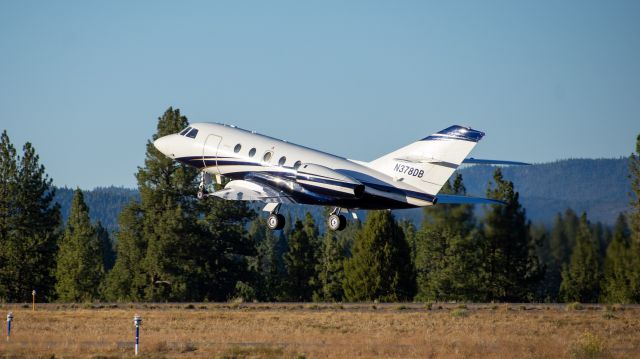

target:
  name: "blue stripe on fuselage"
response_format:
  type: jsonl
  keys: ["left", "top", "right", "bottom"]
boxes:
{"left": 175, "top": 156, "right": 436, "bottom": 207}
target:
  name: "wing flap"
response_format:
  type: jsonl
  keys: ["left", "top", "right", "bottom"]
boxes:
{"left": 210, "top": 180, "right": 296, "bottom": 204}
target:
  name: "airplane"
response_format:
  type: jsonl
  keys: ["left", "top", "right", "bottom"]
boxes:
{"left": 153, "top": 123, "right": 527, "bottom": 231}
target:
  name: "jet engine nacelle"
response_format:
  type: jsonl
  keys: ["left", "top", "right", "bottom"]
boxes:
{"left": 295, "top": 163, "right": 365, "bottom": 198}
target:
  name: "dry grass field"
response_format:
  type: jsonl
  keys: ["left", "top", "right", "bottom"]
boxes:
{"left": 0, "top": 302, "right": 638, "bottom": 358}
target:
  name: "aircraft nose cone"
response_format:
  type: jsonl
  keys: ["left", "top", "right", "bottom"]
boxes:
{"left": 154, "top": 136, "right": 174, "bottom": 158}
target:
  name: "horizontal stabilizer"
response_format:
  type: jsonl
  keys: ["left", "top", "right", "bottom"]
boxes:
{"left": 463, "top": 158, "right": 530, "bottom": 166}
{"left": 436, "top": 194, "right": 506, "bottom": 205}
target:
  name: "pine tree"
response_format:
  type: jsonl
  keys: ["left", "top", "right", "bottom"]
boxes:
{"left": 137, "top": 108, "right": 197, "bottom": 301}
{"left": 283, "top": 220, "right": 317, "bottom": 301}
{"left": 480, "top": 168, "right": 543, "bottom": 302}
{"left": 0, "top": 131, "right": 18, "bottom": 301}
{"left": 303, "top": 212, "right": 319, "bottom": 242}
{"left": 96, "top": 221, "right": 116, "bottom": 272}
{"left": 103, "top": 202, "right": 147, "bottom": 301}
{"left": 55, "top": 189, "right": 105, "bottom": 301}
{"left": 104, "top": 107, "right": 256, "bottom": 302}
{"left": 314, "top": 231, "right": 345, "bottom": 301}
{"left": 343, "top": 211, "right": 415, "bottom": 302}
{"left": 423, "top": 174, "right": 475, "bottom": 236}
{"left": 249, "top": 218, "right": 287, "bottom": 300}
{"left": 0, "top": 132, "right": 61, "bottom": 302}
{"left": 415, "top": 174, "right": 481, "bottom": 301}
{"left": 560, "top": 213, "right": 600, "bottom": 302}
{"left": 399, "top": 219, "right": 417, "bottom": 267}
{"left": 625, "top": 133, "right": 640, "bottom": 303}
{"left": 529, "top": 223, "right": 550, "bottom": 300}
{"left": 546, "top": 212, "right": 568, "bottom": 300}
{"left": 630, "top": 133, "right": 640, "bottom": 244}
{"left": 601, "top": 214, "right": 633, "bottom": 303}
{"left": 199, "top": 197, "right": 255, "bottom": 301}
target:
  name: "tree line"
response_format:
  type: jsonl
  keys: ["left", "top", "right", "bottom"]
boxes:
{"left": 1, "top": 107, "right": 639, "bottom": 303}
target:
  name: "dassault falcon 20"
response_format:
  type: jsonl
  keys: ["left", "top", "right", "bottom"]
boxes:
{"left": 153, "top": 123, "right": 526, "bottom": 231}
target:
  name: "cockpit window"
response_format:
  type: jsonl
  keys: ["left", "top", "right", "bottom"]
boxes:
{"left": 179, "top": 127, "right": 191, "bottom": 136}
{"left": 185, "top": 128, "right": 199, "bottom": 139}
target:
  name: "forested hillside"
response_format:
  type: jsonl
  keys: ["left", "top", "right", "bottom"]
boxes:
{"left": 395, "top": 158, "right": 631, "bottom": 227}
{"left": 459, "top": 158, "right": 631, "bottom": 225}
{"left": 54, "top": 186, "right": 139, "bottom": 233}
{"left": 52, "top": 158, "right": 631, "bottom": 233}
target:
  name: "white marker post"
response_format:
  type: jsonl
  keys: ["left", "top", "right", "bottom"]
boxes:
{"left": 32, "top": 290, "right": 36, "bottom": 311}
{"left": 133, "top": 314, "right": 142, "bottom": 355}
{"left": 6, "top": 312, "right": 13, "bottom": 341}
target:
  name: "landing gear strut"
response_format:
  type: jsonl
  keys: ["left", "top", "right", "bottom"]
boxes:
{"left": 327, "top": 207, "right": 347, "bottom": 231}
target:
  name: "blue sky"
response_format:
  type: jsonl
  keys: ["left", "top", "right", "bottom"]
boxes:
{"left": 1, "top": 1, "right": 639, "bottom": 189}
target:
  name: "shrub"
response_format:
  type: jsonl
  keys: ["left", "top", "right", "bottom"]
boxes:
{"left": 450, "top": 308, "right": 469, "bottom": 318}
{"left": 605, "top": 304, "right": 624, "bottom": 312}
{"left": 570, "top": 331, "right": 607, "bottom": 359}
{"left": 233, "top": 281, "right": 257, "bottom": 303}
{"left": 566, "top": 302, "right": 584, "bottom": 311}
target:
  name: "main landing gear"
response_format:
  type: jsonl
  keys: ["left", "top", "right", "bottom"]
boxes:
{"left": 264, "top": 203, "right": 285, "bottom": 230}
{"left": 262, "top": 204, "right": 353, "bottom": 232}
{"left": 327, "top": 208, "right": 347, "bottom": 231}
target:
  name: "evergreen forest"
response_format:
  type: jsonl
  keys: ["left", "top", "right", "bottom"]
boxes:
{"left": 2, "top": 107, "right": 639, "bottom": 304}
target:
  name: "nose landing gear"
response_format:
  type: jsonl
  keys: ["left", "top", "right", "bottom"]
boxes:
{"left": 197, "top": 171, "right": 216, "bottom": 199}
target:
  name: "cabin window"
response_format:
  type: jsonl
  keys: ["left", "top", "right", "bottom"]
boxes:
{"left": 293, "top": 161, "right": 302, "bottom": 170}
{"left": 179, "top": 127, "right": 191, "bottom": 136}
{"left": 263, "top": 151, "right": 273, "bottom": 162}
{"left": 234, "top": 144, "right": 242, "bottom": 153}
{"left": 278, "top": 156, "right": 286, "bottom": 166}
{"left": 185, "top": 128, "right": 199, "bottom": 139}
{"left": 248, "top": 148, "right": 256, "bottom": 157}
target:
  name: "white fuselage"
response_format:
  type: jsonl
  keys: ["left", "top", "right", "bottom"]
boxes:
{"left": 154, "top": 122, "right": 437, "bottom": 209}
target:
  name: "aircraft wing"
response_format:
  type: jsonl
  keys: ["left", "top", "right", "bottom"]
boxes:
{"left": 462, "top": 158, "right": 530, "bottom": 166}
{"left": 436, "top": 194, "right": 506, "bottom": 205}
{"left": 210, "top": 180, "right": 297, "bottom": 204}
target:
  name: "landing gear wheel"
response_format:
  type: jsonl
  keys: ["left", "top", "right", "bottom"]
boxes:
{"left": 328, "top": 214, "right": 347, "bottom": 231}
{"left": 267, "top": 213, "right": 285, "bottom": 230}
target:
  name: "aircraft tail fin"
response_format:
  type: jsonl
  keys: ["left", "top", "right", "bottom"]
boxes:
{"left": 367, "top": 125, "right": 484, "bottom": 196}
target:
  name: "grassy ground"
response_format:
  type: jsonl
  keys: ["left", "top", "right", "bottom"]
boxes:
{"left": 0, "top": 302, "right": 638, "bottom": 358}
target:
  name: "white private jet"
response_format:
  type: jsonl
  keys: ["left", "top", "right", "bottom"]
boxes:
{"left": 154, "top": 123, "right": 526, "bottom": 231}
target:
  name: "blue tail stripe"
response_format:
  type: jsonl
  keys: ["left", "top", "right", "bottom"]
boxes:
{"left": 421, "top": 125, "right": 484, "bottom": 142}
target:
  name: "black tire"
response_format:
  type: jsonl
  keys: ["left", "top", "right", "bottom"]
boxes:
{"left": 338, "top": 214, "right": 347, "bottom": 231}
{"left": 328, "top": 214, "right": 344, "bottom": 231}
{"left": 267, "top": 213, "right": 286, "bottom": 230}
{"left": 275, "top": 213, "right": 285, "bottom": 230}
